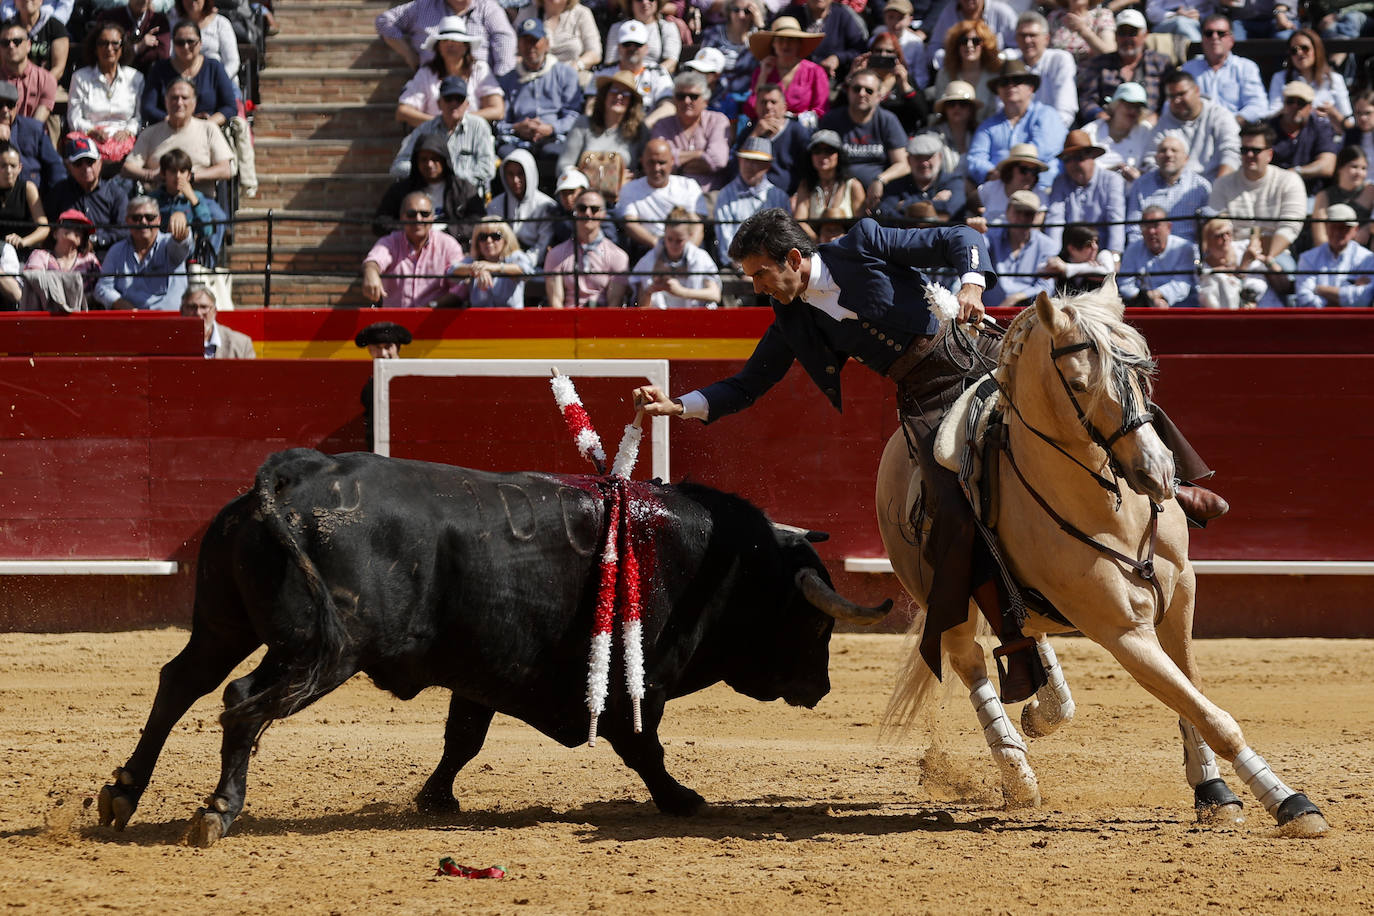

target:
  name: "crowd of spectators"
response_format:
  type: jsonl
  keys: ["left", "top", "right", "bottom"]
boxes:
{"left": 352, "top": 0, "right": 1374, "bottom": 309}
{"left": 0, "top": 0, "right": 260, "bottom": 313}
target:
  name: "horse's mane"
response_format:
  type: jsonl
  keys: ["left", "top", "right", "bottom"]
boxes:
{"left": 998, "top": 280, "right": 1157, "bottom": 408}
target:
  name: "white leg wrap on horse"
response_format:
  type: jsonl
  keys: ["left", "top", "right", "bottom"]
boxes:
{"left": 1178, "top": 718, "right": 1223, "bottom": 788}
{"left": 970, "top": 678, "right": 1028, "bottom": 754}
{"left": 1232, "top": 747, "right": 1296, "bottom": 816}
{"left": 1035, "top": 639, "right": 1074, "bottom": 720}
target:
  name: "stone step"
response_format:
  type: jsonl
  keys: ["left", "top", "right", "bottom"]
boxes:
{"left": 252, "top": 102, "right": 408, "bottom": 140}
{"left": 232, "top": 273, "right": 367, "bottom": 309}
{"left": 252, "top": 172, "right": 394, "bottom": 211}
{"left": 264, "top": 35, "right": 397, "bottom": 69}
{"left": 232, "top": 209, "right": 377, "bottom": 248}
{"left": 254, "top": 136, "right": 401, "bottom": 176}
{"left": 274, "top": 1, "right": 396, "bottom": 36}
{"left": 260, "top": 67, "right": 411, "bottom": 106}
{"left": 229, "top": 241, "right": 371, "bottom": 274}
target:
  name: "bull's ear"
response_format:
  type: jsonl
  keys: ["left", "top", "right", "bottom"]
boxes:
{"left": 804, "top": 529, "right": 829, "bottom": 543}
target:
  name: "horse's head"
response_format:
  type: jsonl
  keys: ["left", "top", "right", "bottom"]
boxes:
{"left": 1005, "top": 283, "right": 1176, "bottom": 504}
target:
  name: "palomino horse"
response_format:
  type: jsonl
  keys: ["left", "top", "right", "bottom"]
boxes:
{"left": 877, "top": 285, "right": 1328, "bottom": 835}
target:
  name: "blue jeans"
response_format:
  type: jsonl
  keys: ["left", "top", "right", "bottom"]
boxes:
{"left": 1154, "top": 16, "right": 1202, "bottom": 43}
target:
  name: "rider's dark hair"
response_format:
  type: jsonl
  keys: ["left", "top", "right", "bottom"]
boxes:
{"left": 728, "top": 208, "right": 817, "bottom": 264}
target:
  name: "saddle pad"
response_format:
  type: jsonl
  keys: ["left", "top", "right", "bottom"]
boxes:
{"left": 934, "top": 370, "right": 1001, "bottom": 474}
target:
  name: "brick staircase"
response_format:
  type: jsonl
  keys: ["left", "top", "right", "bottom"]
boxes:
{"left": 231, "top": 0, "right": 408, "bottom": 308}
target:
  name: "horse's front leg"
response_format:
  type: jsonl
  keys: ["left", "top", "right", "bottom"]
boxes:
{"left": 944, "top": 613, "right": 1041, "bottom": 808}
{"left": 1153, "top": 571, "right": 1245, "bottom": 825}
{"left": 1021, "top": 635, "right": 1076, "bottom": 739}
{"left": 1093, "top": 622, "right": 1327, "bottom": 836}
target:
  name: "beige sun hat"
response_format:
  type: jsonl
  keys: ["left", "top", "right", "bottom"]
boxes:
{"left": 934, "top": 80, "right": 983, "bottom": 115}
{"left": 748, "top": 16, "right": 825, "bottom": 61}
{"left": 995, "top": 143, "right": 1049, "bottom": 180}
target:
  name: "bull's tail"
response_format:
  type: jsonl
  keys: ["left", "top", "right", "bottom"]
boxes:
{"left": 879, "top": 607, "right": 946, "bottom": 743}
{"left": 222, "top": 453, "right": 351, "bottom": 732}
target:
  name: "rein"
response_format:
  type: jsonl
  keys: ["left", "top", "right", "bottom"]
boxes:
{"left": 990, "top": 324, "right": 1168, "bottom": 623}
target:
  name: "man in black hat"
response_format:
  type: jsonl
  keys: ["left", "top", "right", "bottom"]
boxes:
{"left": 356, "top": 321, "right": 414, "bottom": 450}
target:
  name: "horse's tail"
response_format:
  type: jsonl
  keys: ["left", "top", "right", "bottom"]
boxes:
{"left": 879, "top": 606, "right": 946, "bottom": 742}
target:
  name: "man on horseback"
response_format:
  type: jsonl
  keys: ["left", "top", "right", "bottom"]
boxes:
{"left": 633, "top": 208, "right": 1226, "bottom": 703}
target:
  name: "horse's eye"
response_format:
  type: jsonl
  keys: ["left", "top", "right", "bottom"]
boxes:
{"left": 1070, "top": 379, "right": 1089, "bottom": 393}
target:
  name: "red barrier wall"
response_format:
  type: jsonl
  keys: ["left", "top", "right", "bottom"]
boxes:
{"left": 2, "top": 310, "right": 1372, "bottom": 635}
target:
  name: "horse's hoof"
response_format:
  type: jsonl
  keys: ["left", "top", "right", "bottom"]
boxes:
{"left": 1197, "top": 802, "right": 1245, "bottom": 826}
{"left": 994, "top": 751, "right": 1041, "bottom": 808}
{"left": 188, "top": 807, "right": 230, "bottom": 848}
{"left": 97, "top": 784, "right": 135, "bottom": 830}
{"left": 1275, "top": 793, "right": 1329, "bottom": 837}
{"left": 414, "top": 789, "right": 460, "bottom": 815}
{"left": 1021, "top": 697, "right": 1070, "bottom": 739}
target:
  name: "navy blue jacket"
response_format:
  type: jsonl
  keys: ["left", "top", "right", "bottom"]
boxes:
{"left": 45, "top": 177, "right": 130, "bottom": 253}
{"left": 700, "top": 219, "right": 995, "bottom": 419}
{"left": 11, "top": 115, "right": 63, "bottom": 195}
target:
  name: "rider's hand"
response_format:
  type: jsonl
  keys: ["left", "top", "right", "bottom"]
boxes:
{"left": 632, "top": 385, "right": 683, "bottom": 417}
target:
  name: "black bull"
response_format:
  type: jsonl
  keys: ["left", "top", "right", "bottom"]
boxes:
{"left": 98, "top": 448, "right": 890, "bottom": 846}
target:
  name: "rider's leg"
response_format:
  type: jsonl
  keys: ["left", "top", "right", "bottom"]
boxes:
{"left": 1150, "top": 404, "right": 1229, "bottom": 524}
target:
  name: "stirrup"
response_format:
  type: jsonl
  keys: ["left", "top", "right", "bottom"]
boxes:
{"left": 993, "top": 637, "right": 1046, "bottom": 704}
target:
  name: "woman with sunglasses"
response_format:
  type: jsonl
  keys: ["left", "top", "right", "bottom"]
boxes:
{"left": 932, "top": 20, "right": 999, "bottom": 115}
{"left": 95, "top": 0, "right": 171, "bottom": 72}
{"left": 1266, "top": 28, "right": 1351, "bottom": 128}
{"left": 558, "top": 69, "right": 649, "bottom": 186}
{"left": 450, "top": 216, "right": 535, "bottom": 308}
{"left": 171, "top": 0, "right": 238, "bottom": 92}
{"left": 139, "top": 21, "right": 236, "bottom": 127}
{"left": 700, "top": 0, "right": 760, "bottom": 112}
{"left": 791, "top": 129, "right": 864, "bottom": 241}
{"left": 1046, "top": 0, "right": 1114, "bottom": 65}
{"left": 604, "top": 0, "right": 681, "bottom": 74}
{"left": 396, "top": 16, "right": 505, "bottom": 127}
{"left": 67, "top": 24, "right": 144, "bottom": 164}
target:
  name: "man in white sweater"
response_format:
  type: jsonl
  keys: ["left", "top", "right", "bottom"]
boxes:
{"left": 1208, "top": 121, "right": 1305, "bottom": 298}
{"left": 1150, "top": 70, "right": 1239, "bottom": 181}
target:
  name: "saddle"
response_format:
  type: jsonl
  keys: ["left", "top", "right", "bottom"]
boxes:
{"left": 930, "top": 371, "right": 1075, "bottom": 631}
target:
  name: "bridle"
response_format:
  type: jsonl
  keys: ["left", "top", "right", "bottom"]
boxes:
{"left": 992, "top": 327, "right": 1167, "bottom": 620}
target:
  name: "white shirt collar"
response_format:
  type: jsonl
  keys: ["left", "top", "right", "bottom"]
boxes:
{"left": 800, "top": 252, "right": 857, "bottom": 321}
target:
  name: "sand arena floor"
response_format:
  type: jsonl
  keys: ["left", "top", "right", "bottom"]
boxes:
{"left": 0, "top": 630, "right": 1370, "bottom": 915}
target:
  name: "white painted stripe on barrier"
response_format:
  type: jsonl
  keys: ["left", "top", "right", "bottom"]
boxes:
{"left": 842, "top": 557, "right": 1374, "bottom": 576}
{"left": 0, "top": 561, "right": 180, "bottom": 575}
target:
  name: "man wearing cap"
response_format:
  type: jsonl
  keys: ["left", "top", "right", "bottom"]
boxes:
{"left": 0, "top": 82, "right": 57, "bottom": 196}
{"left": 1208, "top": 122, "right": 1304, "bottom": 284}
{"left": 1076, "top": 10, "right": 1171, "bottom": 126}
{"left": 354, "top": 321, "right": 414, "bottom": 451}
{"left": 1267, "top": 81, "right": 1339, "bottom": 192}
{"left": 1119, "top": 205, "right": 1198, "bottom": 309}
{"left": 877, "top": 132, "right": 965, "bottom": 224}
{"left": 388, "top": 74, "right": 497, "bottom": 195}
{"left": 496, "top": 19, "right": 582, "bottom": 163}
{"left": 873, "top": 0, "right": 926, "bottom": 86}
{"left": 1295, "top": 204, "right": 1374, "bottom": 308}
{"left": 361, "top": 190, "right": 466, "bottom": 308}
{"left": 683, "top": 48, "right": 727, "bottom": 114}
{"left": 984, "top": 188, "right": 1055, "bottom": 308}
{"left": 93, "top": 196, "right": 193, "bottom": 310}
{"left": 1044, "top": 129, "right": 1126, "bottom": 262}
{"left": 376, "top": 0, "right": 517, "bottom": 76}
{"left": 549, "top": 166, "right": 616, "bottom": 248}
{"left": 714, "top": 136, "right": 790, "bottom": 262}
{"left": 817, "top": 68, "right": 910, "bottom": 204}
{"left": 735, "top": 82, "right": 809, "bottom": 195}
{"left": 778, "top": 0, "right": 868, "bottom": 79}
{"left": 1126, "top": 134, "right": 1211, "bottom": 245}
{"left": 181, "top": 284, "right": 254, "bottom": 359}
{"left": 1180, "top": 14, "right": 1267, "bottom": 125}
{"left": 967, "top": 59, "right": 1067, "bottom": 193}
{"left": 1013, "top": 11, "right": 1077, "bottom": 130}
{"left": 591, "top": 20, "right": 674, "bottom": 125}
{"left": 1150, "top": 70, "right": 1239, "bottom": 182}
{"left": 44, "top": 135, "right": 128, "bottom": 254}
{"left": 0, "top": 20, "right": 54, "bottom": 125}
{"left": 651, "top": 69, "right": 731, "bottom": 193}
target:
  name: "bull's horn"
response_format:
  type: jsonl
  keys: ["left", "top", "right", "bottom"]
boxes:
{"left": 795, "top": 568, "right": 892, "bottom": 624}
{"left": 772, "top": 522, "right": 830, "bottom": 543}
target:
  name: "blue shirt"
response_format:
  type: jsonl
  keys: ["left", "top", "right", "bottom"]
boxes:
{"left": 1181, "top": 55, "right": 1269, "bottom": 123}
{"left": 966, "top": 101, "right": 1068, "bottom": 192}
{"left": 713, "top": 176, "right": 790, "bottom": 264}
{"left": 1044, "top": 165, "right": 1126, "bottom": 254}
{"left": 1125, "top": 169, "right": 1212, "bottom": 244}
{"left": 1295, "top": 241, "right": 1374, "bottom": 308}
{"left": 985, "top": 226, "right": 1056, "bottom": 308}
{"left": 1119, "top": 234, "right": 1198, "bottom": 307}
{"left": 93, "top": 231, "right": 193, "bottom": 310}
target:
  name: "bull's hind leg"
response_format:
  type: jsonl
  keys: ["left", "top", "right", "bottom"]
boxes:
{"left": 99, "top": 626, "right": 260, "bottom": 831}
{"left": 1093, "top": 624, "right": 1327, "bottom": 835}
{"left": 603, "top": 696, "right": 704, "bottom": 816}
{"left": 415, "top": 695, "right": 495, "bottom": 813}
{"left": 189, "top": 649, "right": 356, "bottom": 847}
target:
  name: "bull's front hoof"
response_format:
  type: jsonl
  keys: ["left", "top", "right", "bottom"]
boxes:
{"left": 1275, "top": 793, "right": 1329, "bottom": 838}
{"left": 97, "top": 768, "right": 139, "bottom": 830}
{"left": 188, "top": 807, "right": 231, "bottom": 848}
{"left": 653, "top": 786, "right": 706, "bottom": 817}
